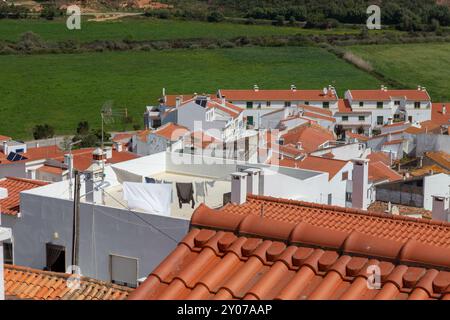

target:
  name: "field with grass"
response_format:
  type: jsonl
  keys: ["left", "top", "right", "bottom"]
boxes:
{"left": 348, "top": 43, "right": 450, "bottom": 102}
{"left": 0, "top": 17, "right": 361, "bottom": 42}
{"left": 0, "top": 46, "right": 380, "bottom": 139}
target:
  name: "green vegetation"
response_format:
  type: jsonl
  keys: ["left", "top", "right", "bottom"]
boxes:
{"left": 0, "top": 17, "right": 360, "bottom": 43}
{"left": 0, "top": 46, "right": 380, "bottom": 139}
{"left": 348, "top": 43, "right": 450, "bottom": 101}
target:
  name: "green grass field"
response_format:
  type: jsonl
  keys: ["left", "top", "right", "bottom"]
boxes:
{"left": 0, "top": 17, "right": 360, "bottom": 42}
{"left": 349, "top": 43, "right": 450, "bottom": 102}
{"left": 0, "top": 46, "right": 380, "bottom": 139}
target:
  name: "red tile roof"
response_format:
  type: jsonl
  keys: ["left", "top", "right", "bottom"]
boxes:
{"left": 348, "top": 89, "right": 430, "bottom": 101}
{"left": 207, "top": 100, "right": 242, "bottom": 119}
{"left": 0, "top": 177, "right": 49, "bottom": 216}
{"left": 37, "top": 165, "right": 65, "bottom": 175}
{"left": 367, "top": 152, "right": 391, "bottom": 166}
{"left": 337, "top": 99, "right": 353, "bottom": 113}
{"left": 186, "top": 131, "right": 220, "bottom": 149}
{"left": 278, "top": 144, "right": 305, "bottom": 159}
{"left": 302, "top": 111, "right": 336, "bottom": 123}
{"left": 281, "top": 123, "right": 335, "bottom": 153}
{"left": 163, "top": 94, "right": 197, "bottom": 107}
{"left": 383, "top": 121, "right": 408, "bottom": 128}
{"left": 299, "top": 104, "right": 333, "bottom": 116}
{"left": 4, "top": 264, "right": 131, "bottom": 300}
{"left": 425, "top": 151, "right": 450, "bottom": 170}
{"left": 152, "top": 123, "right": 189, "bottom": 141}
{"left": 129, "top": 195, "right": 450, "bottom": 300}
{"left": 405, "top": 121, "right": 443, "bottom": 134}
{"left": 22, "top": 145, "right": 64, "bottom": 161}
{"left": 431, "top": 103, "right": 450, "bottom": 126}
{"left": 112, "top": 133, "right": 134, "bottom": 143}
{"left": 219, "top": 89, "right": 338, "bottom": 102}
{"left": 346, "top": 132, "right": 370, "bottom": 142}
{"left": 0, "top": 135, "right": 11, "bottom": 141}
{"left": 382, "top": 139, "right": 405, "bottom": 146}
{"left": 369, "top": 161, "right": 402, "bottom": 183}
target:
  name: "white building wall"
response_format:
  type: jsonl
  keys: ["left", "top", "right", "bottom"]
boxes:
{"left": 423, "top": 174, "right": 450, "bottom": 211}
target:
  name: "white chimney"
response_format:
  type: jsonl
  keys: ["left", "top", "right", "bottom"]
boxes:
{"left": 431, "top": 196, "right": 449, "bottom": 222}
{"left": 244, "top": 168, "right": 261, "bottom": 196}
{"left": 221, "top": 95, "right": 226, "bottom": 105}
{"left": 114, "top": 142, "right": 123, "bottom": 152}
{"left": 0, "top": 187, "right": 7, "bottom": 200}
{"left": 231, "top": 172, "right": 247, "bottom": 205}
{"left": 2, "top": 141, "right": 8, "bottom": 155}
{"left": 418, "top": 85, "right": 421, "bottom": 91}
{"left": 175, "top": 97, "right": 181, "bottom": 107}
{"left": 443, "top": 104, "right": 446, "bottom": 115}
{"left": 0, "top": 225, "right": 12, "bottom": 300}
{"left": 351, "top": 158, "right": 370, "bottom": 210}
{"left": 253, "top": 84, "right": 259, "bottom": 92}
{"left": 291, "top": 84, "right": 297, "bottom": 91}
{"left": 104, "top": 146, "right": 113, "bottom": 159}
{"left": 84, "top": 151, "right": 105, "bottom": 204}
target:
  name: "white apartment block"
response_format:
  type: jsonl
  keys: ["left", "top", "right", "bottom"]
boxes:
{"left": 217, "top": 85, "right": 339, "bottom": 129}
{"left": 343, "top": 86, "right": 432, "bottom": 129}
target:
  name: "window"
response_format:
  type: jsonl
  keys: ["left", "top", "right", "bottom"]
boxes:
{"left": 358, "top": 116, "right": 365, "bottom": 121}
{"left": 15, "top": 148, "right": 24, "bottom": 153}
{"left": 327, "top": 194, "right": 332, "bottom": 205}
{"left": 246, "top": 101, "right": 253, "bottom": 109}
{"left": 284, "top": 101, "right": 291, "bottom": 107}
{"left": 377, "top": 102, "right": 383, "bottom": 109}
{"left": 394, "top": 114, "right": 400, "bottom": 120}
{"left": 110, "top": 254, "right": 138, "bottom": 288}
{"left": 359, "top": 101, "right": 364, "bottom": 107}
{"left": 247, "top": 116, "right": 254, "bottom": 126}
{"left": 408, "top": 116, "right": 413, "bottom": 122}
{"left": 342, "top": 116, "right": 349, "bottom": 121}
{"left": 266, "top": 101, "right": 271, "bottom": 107}
{"left": 46, "top": 243, "right": 66, "bottom": 272}
{"left": 323, "top": 102, "right": 330, "bottom": 109}
{"left": 394, "top": 101, "right": 401, "bottom": 106}
{"left": 342, "top": 171, "right": 349, "bottom": 181}
{"left": 346, "top": 192, "right": 352, "bottom": 202}
{"left": 304, "top": 101, "right": 310, "bottom": 105}
{"left": 3, "top": 242, "right": 13, "bottom": 264}
{"left": 377, "top": 116, "right": 384, "bottom": 125}
{"left": 414, "top": 102, "right": 421, "bottom": 109}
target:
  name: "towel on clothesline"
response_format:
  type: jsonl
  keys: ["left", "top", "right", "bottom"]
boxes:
{"left": 176, "top": 182, "right": 195, "bottom": 209}
{"left": 123, "top": 182, "right": 171, "bottom": 215}
{"left": 195, "top": 181, "right": 206, "bottom": 202}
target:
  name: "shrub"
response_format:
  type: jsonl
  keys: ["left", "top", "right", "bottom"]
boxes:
{"left": 207, "top": 11, "right": 225, "bottom": 23}
{"left": 32, "top": 124, "right": 55, "bottom": 140}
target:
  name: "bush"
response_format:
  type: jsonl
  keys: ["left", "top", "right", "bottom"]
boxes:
{"left": 33, "top": 124, "right": 55, "bottom": 140}
{"left": 273, "top": 15, "right": 285, "bottom": 26}
{"left": 207, "top": 11, "right": 225, "bottom": 23}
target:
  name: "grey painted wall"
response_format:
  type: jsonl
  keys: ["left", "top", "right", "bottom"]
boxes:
{"left": 5, "top": 192, "right": 189, "bottom": 283}
{"left": 415, "top": 134, "right": 450, "bottom": 156}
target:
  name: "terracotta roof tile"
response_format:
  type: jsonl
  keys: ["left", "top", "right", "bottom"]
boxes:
{"left": 281, "top": 123, "right": 335, "bottom": 153}
{"left": 4, "top": 264, "right": 132, "bottom": 300}
{"left": 0, "top": 135, "right": 11, "bottom": 141}
{"left": 431, "top": 103, "right": 450, "bottom": 126}
{"left": 424, "top": 151, "right": 450, "bottom": 170}
{"left": 369, "top": 161, "right": 402, "bottom": 183}
{"left": 346, "top": 132, "right": 370, "bottom": 142}
{"left": 382, "top": 139, "right": 405, "bottom": 146}
{"left": 219, "top": 89, "right": 338, "bottom": 102}
{"left": 337, "top": 99, "right": 353, "bottom": 113}
{"left": 367, "top": 152, "right": 391, "bottom": 166}
{"left": 129, "top": 196, "right": 450, "bottom": 300}
{"left": 152, "top": 123, "right": 189, "bottom": 141}
{"left": 405, "top": 121, "right": 443, "bottom": 134}
{"left": 348, "top": 89, "right": 430, "bottom": 101}
{"left": 0, "top": 177, "right": 49, "bottom": 215}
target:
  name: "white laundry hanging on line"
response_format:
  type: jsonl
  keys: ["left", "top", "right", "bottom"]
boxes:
{"left": 123, "top": 182, "right": 171, "bottom": 215}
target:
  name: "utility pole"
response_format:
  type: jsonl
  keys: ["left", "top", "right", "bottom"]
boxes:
{"left": 71, "top": 170, "right": 81, "bottom": 272}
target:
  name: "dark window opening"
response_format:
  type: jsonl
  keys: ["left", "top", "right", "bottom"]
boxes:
{"left": 3, "top": 242, "right": 13, "bottom": 265}
{"left": 46, "top": 243, "right": 66, "bottom": 272}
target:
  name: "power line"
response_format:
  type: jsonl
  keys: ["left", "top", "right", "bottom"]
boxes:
{"left": 101, "top": 188, "right": 179, "bottom": 244}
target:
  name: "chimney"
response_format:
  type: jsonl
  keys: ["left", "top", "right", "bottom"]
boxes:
{"left": 114, "top": 142, "right": 123, "bottom": 152}
{"left": 290, "top": 84, "right": 296, "bottom": 91}
{"left": 0, "top": 224, "right": 12, "bottom": 300}
{"left": 221, "top": 95, "right": 226, "bottom": 105}
{"left": 443, "top": 104, "right": 446, "bottom": 115}
{"left": 296, "top": 142, "right": 302, "bottom": 150}
{"left": 351, "top": 158, "right": 370, "bottom": 210}
{"left": 418, "top": 85, "right": 421, "bottom": 91}
{"left": 0, "top": 187, "right": 8, "bottom": 200}
{"left": 2, "top": 141, "right": 7, "bottom": 155}
{"left": 64, "top": 153, "right": 74, "bottom": 181}
{"left": 431, "top": 196, "right": 449, "bottom": 222}
{"left": 419, "top": 156, "right": 423, "bottom": 168}
{"left": 388, "top": 118, "right": 393, "bottom": 125}
{"left": 175, "top": 97, "right": 181, "bottom": 108}
{"left": 84, "top": 161, "right": 104, "bottom": 204}
{"left": 231, "top": 172, "right": 247, "bottom": 205}
{"left": 92, "top": 148, "right": 106, "bottom": 163}
{"left": 104, "top": 146, "right": 113, "bottom": 159}
{"left": 244, "top": 168, "right": 261, "bottom": 196}
{"left": 253, "top": 84, "right": 259, "bottom": 92}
